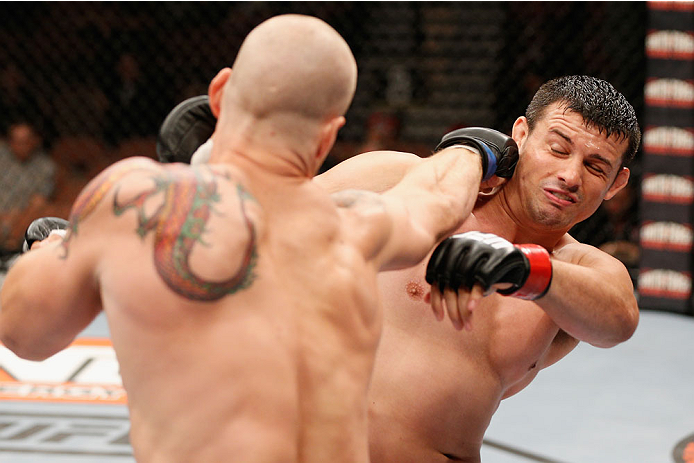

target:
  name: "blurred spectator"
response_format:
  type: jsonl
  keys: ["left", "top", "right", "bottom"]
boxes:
{"left": 323, "top": 110, "right": 431, "bottom": 173}
{"left": 0, "top": 64, "right": 49, "bottom": 139}
{"left": 103, "top": 52, "right": 154, "bottom": 146}
{"left": 0, "top": 122, "right": 57, "bottom": 252}
{"left": 597, "top": 182, "right": 640, "bottom": 266}
{"left": 372, "top": 112, "right": 432, "bottom": 158}
{"left": 359, "top": 111, "right": 403, "bottom": 153}
{"left": 570, "top": 180, "right": 640, "bottom": 280}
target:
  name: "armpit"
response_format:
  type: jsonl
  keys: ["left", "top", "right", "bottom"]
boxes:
{"left": 541, "top": 329, "right": 579, "bottom": 369}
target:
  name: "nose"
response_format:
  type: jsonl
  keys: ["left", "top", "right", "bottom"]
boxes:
{"left": 556, "top": 157, "right": 582, "bottom": 191}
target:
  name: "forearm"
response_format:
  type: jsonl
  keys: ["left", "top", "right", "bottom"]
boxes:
{"left": 536, "top": 252, "right": 639, "bottom": 348}
{"left": 394, "top": 147, "right": 483, "bottom": 241}
{"left": 0, "top": 252, "right": 58, "bottom": 359}
{"left": 0, "top": 242, "right": 99, "bottom": 360}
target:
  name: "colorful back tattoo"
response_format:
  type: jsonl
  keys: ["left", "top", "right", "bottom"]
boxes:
{"left": 64, "top": 159, "right": 258, "bottom": 301}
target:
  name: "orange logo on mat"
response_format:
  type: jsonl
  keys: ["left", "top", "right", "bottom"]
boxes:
{"left": 0, "top": 338, "right": 127, "bottom": 404}
{"left": 684, "top": 442, "right": 694, "bottom": 462}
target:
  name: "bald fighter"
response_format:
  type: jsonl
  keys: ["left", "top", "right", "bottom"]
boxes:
{"left": 0, "top": 15, "right": 516, "bottom": 463}
{"left": 318, "top": 76, "right": 640, "bottom": 462}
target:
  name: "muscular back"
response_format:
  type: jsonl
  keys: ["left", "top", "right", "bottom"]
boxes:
{"left": 64, "top": 157, "right": 388, "bottom": 463}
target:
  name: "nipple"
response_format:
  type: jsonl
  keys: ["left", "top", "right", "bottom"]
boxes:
{"left": 406, "top": 281, "right": 425, "bottom": 301}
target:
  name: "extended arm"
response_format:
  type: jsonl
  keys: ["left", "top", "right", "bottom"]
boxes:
{"left": 317, "top": 127, "right": 518, "bottom": 195}
{"left": 380, "top": 147, "right": 485, "bottom": 270}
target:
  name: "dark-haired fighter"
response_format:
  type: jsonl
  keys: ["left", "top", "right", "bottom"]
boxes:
{"left": 316, "top": 75, "right": 640, "bottom": 462}
{"left": 0, "top": 14, "right": 511, "bottom": 463}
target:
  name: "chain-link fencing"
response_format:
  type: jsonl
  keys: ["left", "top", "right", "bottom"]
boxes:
{"left": 0, "top": 2, "right": 646, "bottom": 262}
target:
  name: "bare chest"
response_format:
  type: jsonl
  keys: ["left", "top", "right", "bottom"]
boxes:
{"left": 379, "top": 262, "right": 561, "bottom": 389}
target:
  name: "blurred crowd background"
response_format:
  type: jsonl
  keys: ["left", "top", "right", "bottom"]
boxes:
{"left": 0, "top": 2, "right": 645, "bottom": 289}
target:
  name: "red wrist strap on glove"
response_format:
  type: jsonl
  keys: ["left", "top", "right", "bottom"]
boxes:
{"left": 508, "top": 244, "right": 553, "bottom": 300}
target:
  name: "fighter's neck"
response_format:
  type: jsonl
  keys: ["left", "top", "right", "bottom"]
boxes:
{"left": 209, "top": 142, "right": 313, "bottom": 183}
{"left": 471, "top": 192, "right": 568, "bottom": 251}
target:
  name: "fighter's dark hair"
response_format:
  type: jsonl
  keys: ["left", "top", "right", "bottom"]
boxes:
{"left": 525, "top": 75, "right": 641, "bottom": 168}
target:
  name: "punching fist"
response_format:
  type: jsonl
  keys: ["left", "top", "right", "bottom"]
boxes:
{"left": 157, "top": 95, "right": 216, "bottom": 164}
{"left": 426, "top": 231, "right": 552, "bottom": 301}
{"left": 23, "top": 217, "right": 69, "bottom": 253}
{"left": 435, "top": 127, "right": 518, "bottom": 181}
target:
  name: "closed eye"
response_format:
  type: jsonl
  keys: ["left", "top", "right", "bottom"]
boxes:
{"left": 586, "top": 162, "right": 606, "bottom": 176}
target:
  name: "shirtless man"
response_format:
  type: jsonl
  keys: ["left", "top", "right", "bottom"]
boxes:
{"left": 0, "top": 15, "right": 517, "bottom": 463}
{"left": 316, "top": 75, "right": 641, "bottom": 462}
{"left": 153, "top": 74, "right": 640, "bottom": 462}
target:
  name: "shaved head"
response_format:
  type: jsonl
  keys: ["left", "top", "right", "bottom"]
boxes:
{"left": 224, "top": 15, "right": 357, "bottom": 123}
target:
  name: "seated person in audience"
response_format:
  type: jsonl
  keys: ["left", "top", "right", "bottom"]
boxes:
{"left": 0, "top": 121, "right": 56, "bottom": 252}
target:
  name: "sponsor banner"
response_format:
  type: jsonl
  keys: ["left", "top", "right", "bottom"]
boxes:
{"left": 641, "top": 221, "right": 694, "bottom": 251}
{"left": 643, "top": 126, "right": 694, "bottom": 156}
{"left": 638, "top": 268, "right": 692, "bottom": 299}
{"left": 645, "top": 78, "right": 694, "bottom": 108}
{"left": 0, "top": 338, "right": 126, "bottom": 404}
{"left": 649, "top": 4, "right": 694, "bottom": 32}
{"left": 646, "top": 30, "right": 694, "bottom": 60}
{"left": 649, "top": 1, "right": 694, "bottom": 13}
{"left": 641, "top": 174, "right": 694, "bottom": 204}
{"left": 642, "top": 4, "right": 694, "bottom": 315}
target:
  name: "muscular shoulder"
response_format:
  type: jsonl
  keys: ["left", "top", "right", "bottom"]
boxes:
{"left": 555, "top": 233, "right": 622, "bottom": 268}
{"left": 66, "top": 157, "right": 261, "bottom": 301}
{"left": 66, "top": 157, "right": 251, "bottom": 246}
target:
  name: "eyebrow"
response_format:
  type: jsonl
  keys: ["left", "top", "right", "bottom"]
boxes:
{"left": 549, "top": 128, "right": 573, "bottom": 145}
{"left": 549, "top": 128, "right": 614, "bottom": 171}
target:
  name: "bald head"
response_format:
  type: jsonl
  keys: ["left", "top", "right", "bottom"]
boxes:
{"left": 224, "top": 15, "right": 357, "bottom": 123}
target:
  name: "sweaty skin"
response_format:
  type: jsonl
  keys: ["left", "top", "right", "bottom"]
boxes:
{"left": 316, "top": 103, "right": 638, "bottom": 462}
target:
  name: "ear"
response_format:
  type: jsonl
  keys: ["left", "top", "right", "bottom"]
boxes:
{"left": 208, "top": 67, "right": 232, "bottom": 118}
{"left": 479, "top": 175, "right": 507, "bottom": 193}
{"left": 604, "top": 167, "right": 630, "bottom": 201}
{"left": 316, "top": 116, "right": 346, "bottom": 161}
{"left": 511, "top": 116, "right": 529, "bottom": 151}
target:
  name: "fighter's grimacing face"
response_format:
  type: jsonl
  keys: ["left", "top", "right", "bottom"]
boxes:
{"left": 510, "top": 103, "right": 630, "bottom": 230}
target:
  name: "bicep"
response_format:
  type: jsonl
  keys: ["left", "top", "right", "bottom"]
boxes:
{"left": 553, "top": 242, "right": 634, "bottom": 289}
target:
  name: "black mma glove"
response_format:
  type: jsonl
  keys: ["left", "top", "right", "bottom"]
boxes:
{"left": 435, "top": 127, "right": 518, "bottom": 181}
{"left": 23, "top": 217, "right": 70, "bottom": 253}
{"left": 157, "top": 95, "right": 216, "bottom": 164}
{"left": 425, "top": 231, "right": 552, "bottom": 301}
